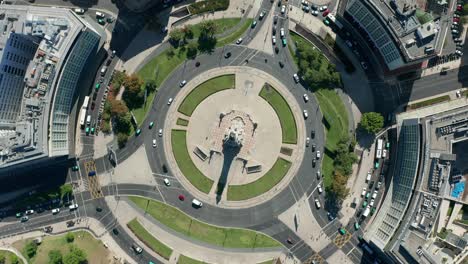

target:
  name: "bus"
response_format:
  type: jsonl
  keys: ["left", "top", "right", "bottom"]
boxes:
{"left": 326, "top": 14, "right": 344, "bottom": 30}
{"left": 376, "top": 139, "right": 383, "bottom": 159}
{"left": 79, "top": 109, "right": 87, "bottom": 128}
{"left": 82, "top": 96, "right": 90, "bottom": 110}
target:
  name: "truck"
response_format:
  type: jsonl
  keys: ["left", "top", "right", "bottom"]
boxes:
{"left": 79, "top": 109, "right": 87, "bottom": 128}
{"left": 376, "top": 139, "right": 383, "bottom": 159}
{"left": 82, "top": 96, "right": 90, "bottom": 110}
{"left": 362, "top": 205, "right": 371, "bottom": 218}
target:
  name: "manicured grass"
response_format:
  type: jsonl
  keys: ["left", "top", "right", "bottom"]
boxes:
{"left": 127, "top": 218, "right": 173, "bottom": 259}
{"left": 176, "top": 118, "right": 189, "bottom": 126}
{"left": 129, "top": 196, "right": 281, "bottom": 248}
{"left": 178, "top": 74, "right": 235, "bottom": 116}
{"left": 259, "top": 84, "right": 297, "bottom": 144}
{"left": 171, "top": 129, "right": 214, "bottom": 193}
{"left": 217, "top": 18, "right": 253, "bottom": 47}
{"left": 188, "top": 0, "right": 229, "bottom": 15}
{"left": 13, "top": 231, "right": 108, "bottom": 264}
{"left": 0, "top": 250, "right": 24, "bottom": 264}
{"left": 178, "top": 255, "right": 207, "bottom": 264}
{"left": 189, "top": 18, "right": 241, "bottom": 38}
{"left": 227, "top": 158, "right": 292, "bottom": 201}
{"left": 407, "top": 95, "right": 450, "bottom": 110}
{"left": 315, "top": 89, "right": 349, "bottom": 188}
{"left": 135, "top": 47, "right": 188, "bottom": 124}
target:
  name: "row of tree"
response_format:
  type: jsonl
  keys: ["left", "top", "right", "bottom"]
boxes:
{"left": 329, "top": 136, "right": 358, "bottom": 202}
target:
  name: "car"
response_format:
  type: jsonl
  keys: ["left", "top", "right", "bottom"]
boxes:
{"left": 74, "top": 8, "right": 85, "bottom": 14}
{"left": 293, "top": 73, "right": 300, "bottom": 83}
{"left": 91, "top": 102, "right": 95, "bottom": 110}
{"left": 158, "top": 129, "right": 163, "bottom": 137}
{"left": 311, "top": 130, "right": 315, "bottom": 138}
{"left": 106, "top": 17, "right": 114, "bottom": 23}
{"left": 95, "top": 11, "right": 105, "bottom": 18}
{"left": 275, "top": 46, "right": 279, "bottom": 54}
{"left": 259, "top": 11, "right": 266, "bottom": 19}
{"left": 179, "top": 80, "right": 187, "bottom": 87}
{"left": 95, "top": 83, "right": 100, "bottom": 90}
{"left": 382, "top": 149, "right": 387, "bottom": 158}
{"left": 51, "top": 208, "right": 60, "bottom": 214}
{"left": 312, "top": 144, "right": 316, "bottom": 152}
{"left": 112, "top": 228, "right": 119, "bottom": 235}
{"left": 339, "top": 228, "right": 346, "bottom": 235}
{"left": 360, "top": 61, "right": 368, "bottom": 70}
{"left": 354, "top": 222, "right": 360, "bottom": 230}
{"left": 311, "top": 10, "right": 319, "bottom": 16}
{"left": 85, "top": 127, "right": 90, "bottom": 135}
{"left": 303, "top": 110, "right": 308, "bottom": 119}
{"left": 136, "top": 129, "right": 141, "bottom": 136}
{"left": 368, "top": 180, "right": 375, "bottom": 189}
{"left": 316, "top": 150, "right": 321, "bottom": 159}
{"left": 312, "top": 159, "right": 316, "bottom": 167}
{"left": 178, "top": 194, "right": 185, "bottom": 201}
{"left": 327, "top": 212, "right": 335, "bottom": 221}
{"left": 454, "top": 17, "right": 460, "bottom": 23}
{"left": 303, "top": 6, "right": 310, "bottom": 12}
{"left": 323, "top": 19, "right": 330, "bottom": 26}
{"left": 251, "top": 20, "right": 257, "bottom": 28}
{"left": 192, "top": 199, "right": 203, "bottom": 207}
{"left": 152, "top": 139, "right": 157, "bottom": 148}
{"left": 280, "top": 28, "right": 285, "bottom": 38}
{"left": 302, "top": 0, "right": 309, "bottom": 5}
{"left": 163, "top": 178, "right": 171, "bottom": 186}
{"left": 303, "top": 94, "right": 309, "bottom": 102}
{"left": 111, "top": 50, "right": 116, "bottom": 58}
{"left": 167, "top": 98, "right": 173, "bottom": 105}
{"left": 274, "top": 15, "right": 278, "bottom": 24}
{"left": 132, "top": 244, "right": 143, "bottom": 254}
{"left": 366, "top": 172, "right": 372, "bottom": 182}
{"left": 376, "top": 182, "right": 382, "bottom": 190}
{"left": 361, "top": 187, "right": 367, "bottom": 197}
{"left": 224, "top": 52, "right": 231, "bottom": 58}
{"left": 372, "top": 190, "right": 378, "bottom": 199}
{"left": 281, "top": 5, "right": 286, "bottom": 14}
{"left": 457, "top": 4, "right": 462, "bottom": 11}
{"left": 272, "top": 26, "right": 277, "bottom": 35}
{"left": 149, "top": 122, "right": 154, "bottom": 129}
{"left": 69, "top": 204, "right": 78, "bottom": 210}
{"left": 236, "top": 38, "right": 243, "bottom": 44}
{"left": 97, "top": 18, "right": 105, "bottom": 25}
{"left": 305, "top": 137, "right": 310, "bottom": 147}
{"left": 316, "top": 171, "right": 321, "bottom": 179}
{"left": 314, "top": 198, "right": 321, "bottom": 209}
{"left": 311, "top": 4, "right": 318, "bottom": 10}
{"left": 366, "top": 191, "right": 371, "bottom": 199}
{"left": 96, "top": 207, "right": 103, "bottom": 212}
{"left": 25, "top": 210, "right": 34, "bottom": 215}
{"left": 279, "top": 61, "right": 284, "bottom": 68}
{"left": 272, "top": 36, "right": 276, "bottom": 45}
{"left": 456, "top": 50, "right": 463, "bottom": 56}
{"left": 72, "top": 165, "right": 79, "bottom": 171}
{"left": 91, "top": 127, "right": 95, "bottom": 134}
{"left": 20, "top": 216, "right": 29, "bottom": 222}
{"left": 318, "top": 184, "right": 323, "bottom": 194}
{"left": 362, "top": 201, "right": 368, "bottom": 207}
{"left": 370, "top": 199, "right": 375, "bottom": 207}
{"left": 282, "top": 38, "right": 287, "bottom": 46}
{"left": 319, "top": 5, "right": 328, "bottom": 11}
{"left": 322, "top": 9, "right": 330, "bottom": 17}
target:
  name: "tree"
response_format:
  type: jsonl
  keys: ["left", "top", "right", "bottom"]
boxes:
{"left": 186, "top": 42, "right": 198, "bottom": 59}
{"left": 60, "top": 184, "right": 73, "bottom": 203}
{"left": 111, "top": 70, "right": 127, "bottom": 93}
{"left": 199, "top": 20, "right": 217, "bottom": 39}
{"left": 65, "top": 232, "right": 75, "bottom": 243}
{"left": 63, "top": 246, "right": 87, "bottom": 264}
{"left": 9, "top": 255, "right": 18, "bottom": 264}
{"left": 117, "top": 133, "right": 129, "bottom": 148}
{"left": 48, "top": 250, "right": 63, "bottom": 264}
{"left": 145, "top": 80, "right": 157, "bottom": 93}
{"left": 463, "top": 3, "right": 468, "bottom": 15}
{"left": 114, "top": 112, "right": 132, "bottom": 134}
{"left": 0, "top": 253, "right": 5, "bottom": 264}
{"left": 110, "top": 100, "right": 128, "bottom": 118}
{"left": 330, "top": 171, "right": 349, "bottom": 201}
{"left": 182, "top": 25, "right": 194, "bottom": 39}
{"left": 24, "top": 241, "right": 38, "bottom": 258}
{"left": 169, "top": 28, "right": 184, "bottom": 46}
{"left": 360, "top": 112, "right": 384, "bottom": 134}
{"left": 122, "top": 74, "right": 144, "bottom": 108}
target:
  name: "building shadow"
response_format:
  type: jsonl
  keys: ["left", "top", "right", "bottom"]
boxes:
{"left": 215, "top": 143, "right": 240, "bottom": 204}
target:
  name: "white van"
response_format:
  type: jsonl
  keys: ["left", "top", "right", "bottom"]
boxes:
{"left": 74, "top": 8, "right": 85, "bottom": 15}
{"left": 95, "top": 11, "right": 105, "bottom": 18}
{"left": 314, "top": 198, "right": 321, "bottom": 209}
{"left": 192, "top": 199, "right": 203, "bottom": 208}
{"left": 69, "top": 204, "right": 78, "bottom": 210}
{"left": 100, "top": 66, "right": 107, "bottom": 76}
{"left": 366, "top": 172, "right": 372, "bottom": 182}
{"left": 86, "top": 115, "right": 91, "bottom": 125}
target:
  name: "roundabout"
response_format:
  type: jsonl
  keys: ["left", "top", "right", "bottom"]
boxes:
{"left": 164, "top": 66, "right": 306, "bottom": 208}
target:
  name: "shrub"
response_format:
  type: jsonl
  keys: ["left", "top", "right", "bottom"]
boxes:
{"left": 66, "top": 232, "right": 75, "bottom": 243}
{"left": 188, "top": 0, "right": 229, "bottom": 15}
{"left": 48, "top": 250, "right": 63, "bottom": 264}
{"left": 360, "top": 112, "right": 384, "bottom": 134}
{"left": 24, "top": 241, "right": 38, "bottom": 258}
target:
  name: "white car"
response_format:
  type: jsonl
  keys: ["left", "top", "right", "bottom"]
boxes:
{"left": 306, "top": 137, "right": 310, "bottom": 147}
{"left": 281, "top": 5, "right": 286, "bottom": 14}
{"left": 132, "top": 244, "right": 143, "bottom": 254}
{"left": 303, "top": 110, "right": 308, "bottom": 119}
{"left": 456, "top": 90, "right": 462, "bottom": 98}
{"left": 272, "top": 36, "right": 276, "bottom": 45}
{"left": 152, "top": 139, "right": 157, "bottom": 148}
{"left": 293, "top": 73, "right": 300, "bottom": 83}
{"left": 95, "top": 11, "right": 105, "bottom": 18}
{"left": 316, "top": 171, "right": 321, "bottom": 179}
{"left": 303, "top": 94, "right": 309, "bottom": 102}
{"left": 370, "top": 199, "right": 375, "bottom": 207}
{"left": 25, "top": 210, "right": 34, "bottom": 215}
{"left": 236, "top": 38, "right": 243, "bottom": 44}
{"left": 316, "top": 150, "right": 321, "bottom": 159}
{"left": 69, "top": 204, "right": 78, "bottom": 210}
{"left": 361, "top": 187, "right": 367, "bottom": 197}
{"left": 376, "top": 182, "right": 382, "bottom": 190}
{"left": 73, "top": 8, "right": 85, "bottom": 14}
{"left": 318, "top": 184, "right": 323, "bottom": 194}
{"left": 179, "top": 80, "right": 187, "bottom": 87}
{"left": 158, "top": 129, "right": 163, "bottom": 137}
{"left": 456, "top": 50, "right": 463, "bottom": 56}
{"left": 163, "top": 178, "right": 171, "bottom": 186}
{"left": 319, "top": 5, "right": 328, "bottom": 11}
{"left": 280, "top": 28, "right": 285, "bottom": 38}
{"left": 302, "top": 0, "right": 309, "bottom": 5}
{"left": 259, "top": 11, "right": 266, "bottom": 19}
{"left": 372, "top": 190, "right": 378, "bottom": 199}
{"left": 311, "top": 10, "right": 319, "bottom": 16}
{"left": 167, "top": 98, "right": 173, "bottom": 105}
{"left": 314, "top": 198, "right": 321, "bottom": 209}
{"left": 51, "top": 208, "right": 60, "bottom": 214}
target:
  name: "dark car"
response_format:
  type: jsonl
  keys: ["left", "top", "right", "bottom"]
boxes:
{"left": 311, "top": 144, "right": 316, "bottom": 151}
{"left": 36, "top": 208, "right": 44, "bottom": 214}
{"left": 112, "top": 228, "right": 119, "bottom": 235}
{"left": 96, "top": 207, "right": 103, "bottom": 212}
{"left": 274, "top": 15, "right": 278, "bottom": 24}
{"left": 279, "top": 61, "right": 284, "bottom": 68}
{"left": 312, "top": 159, "right": 316, "bottom": 167}
{"left": 224, "top": 52, "right": 231, "bottom": 58}
{"left": 106, "top": 59, "right": 111, "bottom": 66}
{"left": 91, "top": 102, "right": 95, "bottom": 110}
{"left": 368, "top": 180, "right": 375, "bottom": 189}
{"left": 275, "top": 46, "right": 279, "bottom": 54}
{"left": 311, "top": 130, "right": 315, "bottom": 139}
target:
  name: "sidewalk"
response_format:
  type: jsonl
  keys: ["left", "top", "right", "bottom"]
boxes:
{"left": 107, "top": 196, "right": 282, "bottom": 264}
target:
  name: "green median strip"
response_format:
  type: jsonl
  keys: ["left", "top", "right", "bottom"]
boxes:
{"left": 227, "top": 158, "right": 292, "bottom": 201}
{"left": 127, "top": 218, "right": 173, "bottom": 260}
{"left": 259, "top": 84, "right": 297, "bottom": 144}
{"left": 171, "top": 129, "right": 213, "bottom": 193}
{"left": 129, "top": 196, "right": 281, "bottom": 248}
{"left": 407, "top": 95, "right": 450, "bottom": 110}
{"left": 176, "top": 118, "right": 189, "bottom": 126}
{"left": 178, "top": 255, "right": 208, "bottom": 264}
{"left": 217, "top": 18, "right": 253, "bottom": 47}
{"left": 178, "top": 74, "right": 235, "bottom": 116}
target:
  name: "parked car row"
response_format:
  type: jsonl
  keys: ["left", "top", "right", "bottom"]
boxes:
{"left": 17, "top": 203, "right": 78, "bottom": 223}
